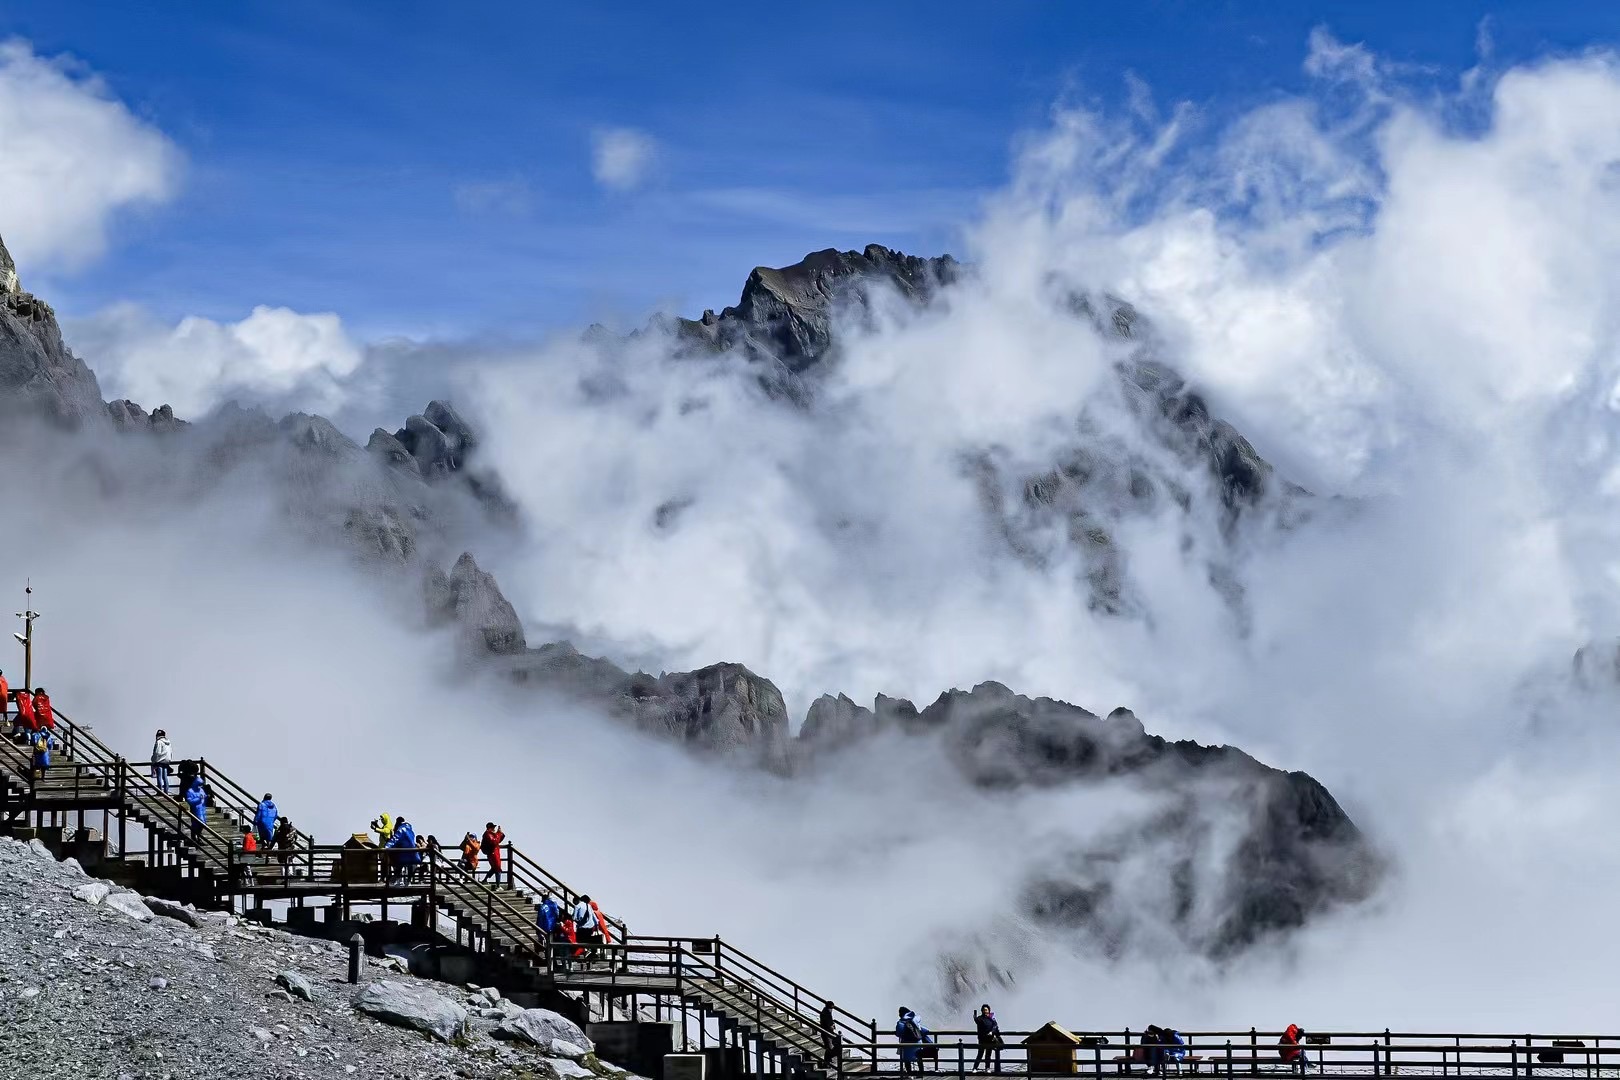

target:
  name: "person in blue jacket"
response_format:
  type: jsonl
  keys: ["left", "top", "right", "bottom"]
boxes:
{"left": 896, "top": 1007, "right": 932, "bottom": 1075}
{"left": 253, "top": 794, "right": 279, "bottom": 850}
{"left": 184, "top": 775, "right": 207, "bottom": 842}
{"left": 387, "top": 818, "right": 420, "bottom": 884}
{"left": 537, "top": 894, "right": 565, "bottom": 962}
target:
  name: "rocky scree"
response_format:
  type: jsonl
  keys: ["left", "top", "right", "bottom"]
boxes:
{"left": 0, "top": 834, "right": 643, "bottom": 1080}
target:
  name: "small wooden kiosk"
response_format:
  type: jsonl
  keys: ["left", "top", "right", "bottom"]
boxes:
{"left": 334, "top": 832, "right": 381, "bottom": 884}
{"left": 1024, "top": 1022, "right": 1084, "bottom": 1075}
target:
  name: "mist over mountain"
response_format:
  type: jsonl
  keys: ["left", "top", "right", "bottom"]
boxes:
{"left": 0, "top": 226, "right": 1379, "bottom": 1006}
{"left": 17, "top": 23, "right": 1620, "bottom": 1035}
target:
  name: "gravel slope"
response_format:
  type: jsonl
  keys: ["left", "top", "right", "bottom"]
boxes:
{"left": 0, "top": 835, "right": 640, "bottom": 1080}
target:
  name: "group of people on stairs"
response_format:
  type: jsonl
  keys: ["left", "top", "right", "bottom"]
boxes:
{"left": 535, "top": 891, "right": 614, "bottom": 966}
{"left": 2, "top": 673, "right": 58, "bottom": 778}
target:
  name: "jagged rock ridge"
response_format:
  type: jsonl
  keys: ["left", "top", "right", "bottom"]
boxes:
{"left": 0, "top": 230, "right": 1379, "bottom": 972}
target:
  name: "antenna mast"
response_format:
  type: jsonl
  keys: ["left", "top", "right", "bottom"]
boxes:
{"left": 13, "top": 580, "right": 38, "bottom": 690}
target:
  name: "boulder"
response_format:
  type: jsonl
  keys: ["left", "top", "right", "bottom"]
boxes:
{"left": 71, "top": 882, "right": 110, "bottom": 905}
{"left": 144, "top": 896, "right": 204, "bottom": 927}
{"left": 491, "top": 1008, "right": 592, "bottom": 1052}
{"left": 276, "top": 969, "right": 315, "bottom": 1001}
{"left": 354, "top": 980, "right": 467, "bottom": 1042}
{"left": 102, "top": 891, "right": 154, "bottom": 922}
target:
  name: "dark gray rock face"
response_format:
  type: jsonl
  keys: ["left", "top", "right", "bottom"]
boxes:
{"left": 428, "top": 553, "right": 527, "bottom": 655}
{"left": 0, "top": 233, "right": 103, "bottom": 424}
{"left": 660, "top": 244, "right": 958, "bottom": 400}
{"left": 800, "top": 682, "right": 1378, "bottom": 985}
{"left": 639, "top": 662, "right": 789, "bottom": 752}
{"left": 647, "top": 249, "right": 1296, "bottom": 613}
{"left": 800, "top": 692, "right": 879, "bottom": 749}
{"left": 504, "top": 642, "right": 789, "bottom": 758}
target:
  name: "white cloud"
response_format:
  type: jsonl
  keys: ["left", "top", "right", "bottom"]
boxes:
{"left": 590, "top": 126, "right": 657, "bottom": 191}
{"left": 433, "top": 43, "right": 1620, "bottom": 1027}
{"left": 26, "top": 30, "right": 1620, "bottom": 1034}
{"left": 69, "top": 303, "right": 365, "bottom": 416}
{"left": 0, "top": 38, "right": 181, "bottom": 271}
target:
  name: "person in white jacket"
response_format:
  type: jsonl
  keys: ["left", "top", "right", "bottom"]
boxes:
{"left": 151, "top": 729, "right": 173, "bottom": 794}
{"left": 574, "top": 895, "right": 601, "bottom": 958}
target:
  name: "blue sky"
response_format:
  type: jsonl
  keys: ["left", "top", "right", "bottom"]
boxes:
{"left": 2, "top": 0, "right": 1614, "bottom": 339}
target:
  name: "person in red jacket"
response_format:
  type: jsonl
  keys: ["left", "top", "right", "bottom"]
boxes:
{"left": 1278, "top": 1025, "right": 1311, "bottom": 1071}
{"left": 32, "top": 689, "right": 53, "bottom": 731}
{"left": 481, "top": 823, "right": 504, "bottom": 882}
{"left": 13, "top": 688, "right": 34, "bottom": 740}
{"left": 0, "top": 669, "right": 9, "bottom": 722}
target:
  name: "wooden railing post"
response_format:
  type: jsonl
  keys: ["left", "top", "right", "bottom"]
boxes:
{"left": 871, "top": 1019, "right": 878, "bottom": 1075}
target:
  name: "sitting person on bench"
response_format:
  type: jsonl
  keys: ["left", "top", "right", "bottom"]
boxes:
{"left": 1279, "top": 1025, "right": 1311, "bottom": 1071}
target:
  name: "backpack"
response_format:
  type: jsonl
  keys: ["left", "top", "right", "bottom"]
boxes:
{"left": 900, "top": 1018, "right": 921, "bottom": 1043}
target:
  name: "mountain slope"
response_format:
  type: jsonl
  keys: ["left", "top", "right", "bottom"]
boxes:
{"left": 0, "top": 232, "right": 1380, "bottom": 982}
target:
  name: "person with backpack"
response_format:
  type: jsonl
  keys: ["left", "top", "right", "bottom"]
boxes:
{"left": 150, "top": 729, "right": 172, "bottom": 794}
{"left": 183, "top": 774, "right": 207, "bottom": 842}
{"left": 29, "top": 727, "right": 52, "bottom": 780}
{"left": 895, "top": 1008, "right": 932, "bottom": 1075}
{"left": 573, "top": 894, "right": 602, "bottom": 959}
{"left": 481, "top": 823, "right": 504, "bottom": 882}
{"left": 972, "top": 1004, "right": 1003, "bottom": 1072}
{"left": 253, "top": 793, "right": 279, "bottom": 851}
{"left": 271, "top": 818, "right": 296, "bottom": 876}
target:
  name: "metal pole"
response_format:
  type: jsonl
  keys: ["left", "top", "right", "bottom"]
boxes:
{"left": 13, "top": 582, "right": 38, "bottom": 692}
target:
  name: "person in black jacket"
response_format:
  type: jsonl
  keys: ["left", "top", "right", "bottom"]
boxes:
{"left": 972, "top": 1004, "right": 1003, "bottom": 1072}
{"left": 819, "top": 1000, "right": 841, "bottom": 1067}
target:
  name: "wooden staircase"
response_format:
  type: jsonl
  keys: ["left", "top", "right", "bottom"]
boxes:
{"left": 0, "top": 705, "right": 875, "bottom": 1077}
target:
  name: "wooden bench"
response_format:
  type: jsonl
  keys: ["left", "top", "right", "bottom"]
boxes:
{"left": 1112, "top": 1053, "right": 1207, "bottom": 1074}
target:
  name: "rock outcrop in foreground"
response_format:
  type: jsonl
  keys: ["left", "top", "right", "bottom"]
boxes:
{"left": 0, "top": 834, "right": 636, "bottom": 1080}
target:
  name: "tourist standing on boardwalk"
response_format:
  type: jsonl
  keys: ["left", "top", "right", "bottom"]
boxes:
{"left": 972, "top": 1005, "right": 1002, "bottom": 1072}
{"left": 151, "top": 730, "right": 172, "bottom": 794}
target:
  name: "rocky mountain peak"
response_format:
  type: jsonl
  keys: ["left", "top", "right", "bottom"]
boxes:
{"left": 0, "top": 232, "right": 18, "bottom": 296}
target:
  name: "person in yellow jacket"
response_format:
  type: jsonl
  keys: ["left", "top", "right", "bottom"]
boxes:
{"left": 369, "top": 812, "right": 394, "bottom": 849}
